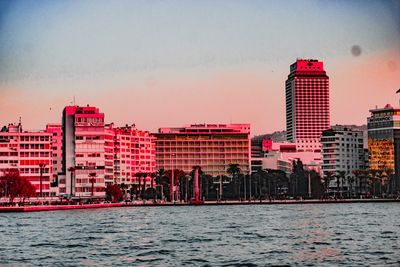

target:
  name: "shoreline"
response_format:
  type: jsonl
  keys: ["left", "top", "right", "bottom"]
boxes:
{"left": 1, "top": 198, "right": 399, "bottom": 213}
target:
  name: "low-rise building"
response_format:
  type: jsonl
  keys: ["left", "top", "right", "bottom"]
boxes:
{"left": 0, "top": 123, "right": 53, "bottom": 196}
{"left": 153, "top": 124, "right": 251, "bottom": 176}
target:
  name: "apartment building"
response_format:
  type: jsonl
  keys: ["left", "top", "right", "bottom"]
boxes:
{"left": 321, "top": 127, "right": 366, "bottom": 191}
{"left": 104, "top": 123, "right": 155, "bottom": 186}
{"left": 0, "top": 123, "right": 53, "bottom": 196}
{"left": 61, "top": 105, "right": 106, "bottom": 198}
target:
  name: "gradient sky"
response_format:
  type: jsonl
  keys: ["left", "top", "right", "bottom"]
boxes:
{"left": 0, "top": 0, "right": 399, "bottom": 135}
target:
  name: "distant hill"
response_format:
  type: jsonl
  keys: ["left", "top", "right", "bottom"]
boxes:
{"left": 252, "top": 131, "right": 287, "bottom": 143}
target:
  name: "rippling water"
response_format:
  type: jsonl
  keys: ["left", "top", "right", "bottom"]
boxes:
{"left": 1, "top": 203, "right": 400, "bottom": 266}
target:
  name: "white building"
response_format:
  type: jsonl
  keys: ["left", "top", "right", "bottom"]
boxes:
{"left": 321, "top": 127, "right": 365, "bottom": 192}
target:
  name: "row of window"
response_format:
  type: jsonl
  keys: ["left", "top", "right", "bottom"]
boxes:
{"left": 20, "top": 152, "right": 51, "bottom": 157}
{"left": 20, "top": 160, "right": 51, "bottom": 166}
{"left": 76, "top": 153, "right": 102, "bottom": 158}
{"left": 0, "top": 160, "right": 18, "bottom": 164}
{"left": 0, "top": 152, "right": 18, "bottom": 156}
{"left": 20, "top": 168, "right": 50, "bottom": 174}
{"left": 20, "top": 136, "right": 50, "bottom": 142}
{"left": 75, "top": 117, "right": 104, "bottom": 123}
{"left": 20, "top": 144, "right": 51, "bottom": 150}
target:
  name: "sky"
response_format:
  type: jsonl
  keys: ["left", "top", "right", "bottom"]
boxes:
{"left": 0, "top": 0, "right": 399, "bottom": 136}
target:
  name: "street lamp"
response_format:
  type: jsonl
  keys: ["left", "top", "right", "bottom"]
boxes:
{"left": 171, "top": 153, "right": 176, "bottom": 202}
{"left": 244, "top": 172, "right": 247, "bottom": 201}
{"left": 38, "top": 163, "right": 46, "bottom": 198}
{"left": 249, "top": 170, "right": 252, "bottom": 202}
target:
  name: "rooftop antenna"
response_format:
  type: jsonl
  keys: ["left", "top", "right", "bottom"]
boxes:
{"left": 18, "top": 116, "right": 22, "bottom": 132}
{"left": 396, "top": 88, "right": 400, "bottom": 106}
{"left": 73, "top": 95, "right": 76, "bottom": 106}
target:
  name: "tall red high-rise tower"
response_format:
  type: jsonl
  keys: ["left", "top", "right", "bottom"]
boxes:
{"left": 285, "top": 59, "right": 330, "bottom": 151}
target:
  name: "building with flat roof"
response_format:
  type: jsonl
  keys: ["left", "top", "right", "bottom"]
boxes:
{"left": 368, "top": 104, "right": 400, "bottom": 192}
{"left": 104, "top": 123, "right": 155, "bottom": 186}
{"left": 0, "top": 123, "right": 53, "bottom": 196}
{"left": 61, "top": 105, "right": 106, "bottom": 198}
{"left": 285, "top": 59, "right": 330, "bottom": 151}
{"left": 45, "top": 124, "right": 62, "bottom": 196}
{"left": 321, "top": 127, "right": 366, "bottom": 193}
{"left": 153, "top": 124, "right": 251, "bottom": 176}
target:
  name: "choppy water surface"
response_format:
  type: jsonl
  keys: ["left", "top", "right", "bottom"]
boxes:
{"left": 1, "top": 203, "right": 400, "bottom": 266}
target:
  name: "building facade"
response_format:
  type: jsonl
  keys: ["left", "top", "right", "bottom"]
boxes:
{"left": 104, "top": 123, "right": 156, "bottom": 186}
{"left": 321, "top": 127, "right": 366, "bottom": 192}
{"left": 0, "top": 123, "right": 53, "bottom": 196}
{"left": 251, "top": 139, "right": 322, "bottom": 175}
{"left": 45, "top": 124, "right": 62, "bottom": 196}
{"left": 61, "top": 106, "right": 106, "bottom": 198}
{"left": 153, "top": 124, "right": 251, "bottom": 177}
{"left": 285, "top": 59, "right": 330, "bottom": 151}
{"left": 368, "top": 104, "right": 400, "bottom": 192}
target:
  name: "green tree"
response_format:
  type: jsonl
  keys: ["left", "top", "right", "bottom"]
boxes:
{"left": 0, "top": 169, "right": 36, "bottom": 204}
{"left": 227, "top": 163, "right": 241, "bottom": 199}
{"left": 106, "top": 184, "right": 123, "bottom": 202}
{"left": 335, "top": 171, "right": 346, "bottom": 198}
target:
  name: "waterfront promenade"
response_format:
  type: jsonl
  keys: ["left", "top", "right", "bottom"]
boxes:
{"left": 1, "top": 198, "right": 399, "bottom": 212}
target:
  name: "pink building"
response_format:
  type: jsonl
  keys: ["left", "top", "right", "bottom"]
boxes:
{"left": 61, "top": 105, "right": 105, "bottom": 198}
{"left": 285, "top": 59, "right": 330, "bottom": 151}
{"left": 153, "top": 124, "right": 251, "bottom": 176}
{"left": 45, "top": 123, "right": 62, "bottom": 195}
{"left": 104, "top": 123, "right": 156, "bottom": 186}
{"left": 0, "top": 123, "right": 53, "bottom": 196}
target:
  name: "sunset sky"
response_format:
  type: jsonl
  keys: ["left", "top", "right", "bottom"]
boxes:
{"left": 0, "top": 0, "right": 399, "bottom": 135}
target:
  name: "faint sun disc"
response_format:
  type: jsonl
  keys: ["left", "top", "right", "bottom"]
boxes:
{"left": 351, "top": 45, "right": 362, "bottom": 57}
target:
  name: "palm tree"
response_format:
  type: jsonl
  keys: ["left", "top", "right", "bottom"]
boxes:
{"left": 368, "top": 169, "right": 379, "bottom": 197}
{"left": 88, "top": 172, "right": 97, "bottom": 197}
{"left": 353, "top": 170, "right": 362, "bottom": 197}
{"left": 323, "top": 172, "right": 334, "bottom": 197}
{"left": 156, "top": 169, "right": 165, "bottom": 201}
{"left": 347, "top": 175, "right": 355, "bottom": 198}
{"left": 227, "top": 163, "right": 241, "bottom": 200}
{"left": 202, "top": 174, "right": 212, "bottom": 200}
{"left": 335, "top": 171, "right": 346, "bottom": 198}
{"left": 166, "top": 169, "right": 186, "bottom": 201}
{"left": 150, "top": 172, "right": 156, "bottom": 189}
{"left": 67, "top": 166, "right": 75, "bottom": 197}
{"left": 376, "top": 170, "right": 388, "bottom": 197}
{"left": 120, "top": 183, "right": 128, "bottom": 200}
{"left": 134, "top": 172, "right": 144, "bottom": 199}
{"left": 141, "top": 172, "right": 147, "bottom": 196}
{"left": 384, "top": 168, "right": 394, "bottom": 195}
{"left": 354, "top": 169, "right": 369, "bottom": 197}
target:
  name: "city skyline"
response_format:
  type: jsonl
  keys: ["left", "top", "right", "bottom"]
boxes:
{"left": 0, "top": 0, "right": 399, "bottom": 135}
